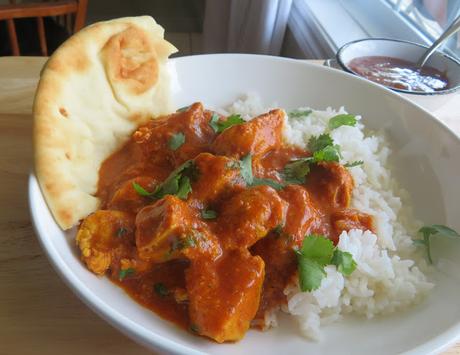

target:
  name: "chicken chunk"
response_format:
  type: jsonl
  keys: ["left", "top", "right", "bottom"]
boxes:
{"left": 135, "top": 195, "right": 221, "bottom": 263}
{"left": 211, "top": 109, "right": 284, "bottom": 159}
{"left": 133, "top": 102, "right": 216, "bottom": 166}
{"left": 331, "top": 208, "right": 374, "bottom": 243}
{"left": 218, "top": 185, "right": 287, "bottom": 249}
{"left": 107, "top": 176, "right": 157, "bottom": 213}
{"left": 186, "top": 249, "right": 265, "bottom": 343}
{"left": 76, "top": 210, "right": 135, "bottom": 275}
{"left": 251, "top": 186, "right": 321, "bottom": 324}
{"left": 278, "top": 185, "right": 322, "bottom": 247}
{"left": 306, "top": 162, "right": 355, "bottom": 208}
{"left": 188, "top": 153, "right": 245, "bottom": 207}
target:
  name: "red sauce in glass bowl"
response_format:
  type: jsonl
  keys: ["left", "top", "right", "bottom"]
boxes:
{"left": 348, "top": 56, "right": 449, "bottom": 93}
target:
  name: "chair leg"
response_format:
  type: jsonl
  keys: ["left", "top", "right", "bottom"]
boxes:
{"left": 74, "top": 0, "right": 88, "bottom": 32}
{"left": 37, "top": 17, "right": 48, "bottom": 56}
{"left": 6, "top": 19, "right": 20, "bottom": 56}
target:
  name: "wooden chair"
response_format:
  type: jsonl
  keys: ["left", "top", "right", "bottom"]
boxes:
{"left": 0, "top": 0, "right": 88, "bottom": 56}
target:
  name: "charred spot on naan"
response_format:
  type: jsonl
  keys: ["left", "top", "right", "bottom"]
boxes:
{"left": 102, "top": 26, "right": 159, "bottom": 96}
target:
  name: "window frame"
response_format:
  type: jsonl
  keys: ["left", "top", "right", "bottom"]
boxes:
{"left": 287, "top": 0, "right": 454, "bottom": 59}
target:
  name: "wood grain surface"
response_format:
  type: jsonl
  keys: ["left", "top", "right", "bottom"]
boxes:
{"left": 0, "top": 56, "right": 459, "bottom": 355}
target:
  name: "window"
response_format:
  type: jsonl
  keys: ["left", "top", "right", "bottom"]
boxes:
{"left": 385, "top": 0, "right": 460, "bottom": 59}
{"left": 288, "top": 0, "right": 460, "bottom": 60}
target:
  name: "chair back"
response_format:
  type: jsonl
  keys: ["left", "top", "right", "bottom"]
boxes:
{"left": 0, "top": 0, "right": 88, "bottom": 56}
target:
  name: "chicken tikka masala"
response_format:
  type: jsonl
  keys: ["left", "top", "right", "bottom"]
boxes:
{"left": 76, "top": 103, "right": 374, "bottom": 343}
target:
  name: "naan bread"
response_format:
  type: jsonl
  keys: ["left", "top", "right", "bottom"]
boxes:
{"left": 33, "top": 16, "right": 177, "bottom": 230}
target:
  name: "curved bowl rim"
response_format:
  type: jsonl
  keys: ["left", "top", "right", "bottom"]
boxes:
{"left": 336, "top": 37, "right": 460, "bottom": 96}
{"left": 29, "top": 53, "right": 460, "bottom": 355}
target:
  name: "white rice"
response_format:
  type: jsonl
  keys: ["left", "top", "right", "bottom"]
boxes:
{"left": 225, "top": 94, "right": 434, "bottom": 340}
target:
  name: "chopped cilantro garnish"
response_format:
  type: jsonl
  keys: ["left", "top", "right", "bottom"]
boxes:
{"left": 299, "top": 234, "right": 335, "bottom": 265}
{"left": 344, "top": 160, "right": 364, "bottom": 168}
{"left": 273, "top": 224, "right": 284, "bottom": 236}
{"left": 308, "top": 134, "right": 334, "bottom": 153}
{"left": 168, "top": 132, "right": 185, "bottom": 150}
{"left": 155, "top": 161, "right": 197, "bottom": 199}
{"left": 182, "top": 235, "right": 197, "bottom": 248}
{"left": 190, "top": 323, "right": 200, "bottom": 333}
{"left": 414, "top": 224, "right": 460, "bottom": 264}
{"left": 297, "top": 255, "right": 326, "bottom": 292}
{"left": 132, "top": 182, "right": 153, "bottom": 197}
{"left": 209, "top": 113, "right": 220, "bottom": 132}
{"left": 170, "top": 232, "right": 200, "bottom": 254}
{"left": 210, "top": 113, "right": 245, "bottom": 133}
{"left": 328, "top": 114, "right": 357, "bottom": 130}
{"left": 282, "top": 134, "right": 344, "bottom": 185}
{"left": 296, "top": 234, "right": 357, "bottom": 292}
{"left": 237, "top": 155, "right": 284, "bottom": 190}
{"left": 289, "top": 109, "right": 312, "bottom": 118}
{"left": 133, "top": 160, "right": 198, "bottom": 201}
{"left": 331, "top": 249, "right": 357, "bottom": 276}
{"left": 175, "top": 176, "right": 192, "bottom": 200}
{"left": 239, "top": 154, "right": 253, "bottom": 185}
{"left": 312, "top": 144, "right": 341, "bottom": 163}
{"left": 116, "top": 227, "right": 127, "bottom": 238}
{"left": 153, "top": 282, "right": 169, "bottom": 297}
{"left": 283, "top": 158, "right": 312, "bottom": 184}
{"left": 201, "top": 209, "right": 217, "bottom": 220}
{"left": 119, "top": 268, "right": 135, "bottom": 281}
{"left": 251, "top": 177, "right": 285, "bottom": 190}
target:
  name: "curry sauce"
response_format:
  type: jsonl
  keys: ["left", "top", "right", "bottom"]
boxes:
{"left": 75, "top": 103, "right": 374, "bottom": 343}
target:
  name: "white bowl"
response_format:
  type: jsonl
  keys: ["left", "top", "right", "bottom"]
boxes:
{"left": 336, "top": 38, "right": 460, "bottom": 96}
{"left": 29, "top": 54, "right": 460, "bottom": 355}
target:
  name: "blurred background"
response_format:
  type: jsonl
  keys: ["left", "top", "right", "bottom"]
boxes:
{"left": 1, "top": 0, "right": 459, "bottom": 61}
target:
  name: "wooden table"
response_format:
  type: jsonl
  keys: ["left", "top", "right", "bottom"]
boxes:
{"left": 1, "top": 56, "right": 459, "bottom": 355}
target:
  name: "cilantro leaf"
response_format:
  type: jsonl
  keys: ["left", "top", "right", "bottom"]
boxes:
{"left": 308, "top": 134, "right": 334, "bottom": 153}
{"left": 415, "top": 224, "right": 460, "bottom": 264}
{"left": 273, "top": 224, "right": 284, "bottom": 236}
{"left": 300, "top": 234, "right": 335, "bottom": 266}
{"left": 209, "top": 113, "right": 220, "bottom": 133}
{"left": 133, "top": 161, "right": 197, "bottom": 200}
{"left": 154, "top": 282, "right": 169, "bottom": 297}
{"left": 132, "top": 182, "right": 153, "bottom": 197}
{"left": 296, "top": 234, "right": 357, "bottom": 292}
{"left": 210, "top": 113, "right": 245, "bottom": 133}
{"left": 282, "top": 135, "right": 341, "bottom": 184}
{"left": 328, "top": 114, "right": 357, "bottom": 130}
{"left": 183, "top": 235, "right": 197, "bottom": 248}
{"left": 170, "top": 235, "right": 196, "bottom": 254}
{"left": 239, "top": 154, "right": 253, "bottom": 185}
{"left": 154, "top": 160, "right": 197, "bottom": 200}
{"left": 331, "top": 249, "right": 357, "bottom": 276}
{"left": 201, "top": 209, "right": 217, "bottom": 219}
{"left": 116, "top": 227, "right": 128, "bottom": 238}
{"left": 297, "top": 255, "right": 326, "bottom": 292}
{"left": 176, "top": 176, "right": 192, "bottom": 200}
{"left": 237, "top": 154, "right": 284, "bottom": 190}
{"left": 168, "top": 132, "right": 185, "bottom": 150}
{"left": 283, "top": 158, "right": 312, "bottom": 184}
{"left": 251, "top": 177, "right": 285, "bottom": 190}
{"left": 421, "top": 224, "right": 460, "bottom": 239}
{"left": 312, "top": 144, "right": 341, "bottom": 163}
{"left": 119, "top": 268, "right": 135, "bottom": 281}
{"left": 344, "top": 160, "right": 364, "bottom": 168}
{"left": 289, "top": 109, "right": 312, "bottom": 118}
